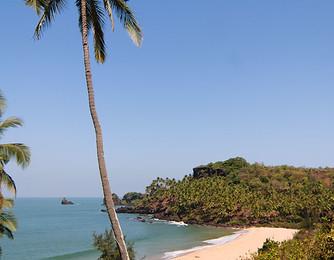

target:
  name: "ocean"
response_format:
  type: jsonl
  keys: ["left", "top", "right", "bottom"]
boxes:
{"left": 1, "top": 198, "right": 236, "bottom": 260}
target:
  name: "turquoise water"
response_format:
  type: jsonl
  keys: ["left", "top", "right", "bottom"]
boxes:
{"left": 1, "top": 198, "right": 234, "bottom": 260}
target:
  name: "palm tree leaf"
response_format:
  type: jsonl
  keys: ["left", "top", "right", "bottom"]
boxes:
{"left": 103, "top": 0, "right": 115, "bottom": 31}
{"left": 0, "top": 226, "right": 14, "bottom": 239}
{"left": 0, "top": 117, "right": 23, "bottom": 136}
{"left": 25, "top": 0, "right": 45, "bottom": 15}
{"left": 76, "top": 0, "right": 106, "bottom": 63}
{"left": 89, "top": 0, "right": 106, "bottom": 63}
{"left": 0, "top": 197, "right": 14, "bottom": 209}
{"left": 0, "top": 211, "right": 16, "bottom": 233}
{"left": 0, "top": 170, "right": 17, "bottom": 195}
{"left": 34, "top": 0, "right": 67, "bottom": 39}
{"left": 109, "top": 0, "right": 142, "bottom": 46}
{"left": 0, "top": 144, "right": 31, "bottom": 168}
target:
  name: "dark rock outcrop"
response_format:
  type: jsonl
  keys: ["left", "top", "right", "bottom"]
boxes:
{"left": 61, "top": 198, "right": 74, "bottom": 205}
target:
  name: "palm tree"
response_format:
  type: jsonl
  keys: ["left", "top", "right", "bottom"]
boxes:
{"left": 0, "top": 93, "right": 30, "bottom": 196}
{"left": 25, "top": 1, "right": 142, "bottom": 259}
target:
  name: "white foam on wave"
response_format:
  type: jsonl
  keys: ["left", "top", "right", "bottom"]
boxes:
{"left": 152, "top": 219, "right": 188, "bottom": 226}
{"left": 153, "top": 218, "right": 167, "bottom": 222}
{"left": 162, "top": 230, "right": 247, "bottom": 259}
{"left": 167, "top": 221, "right": 188, "bottom": 227}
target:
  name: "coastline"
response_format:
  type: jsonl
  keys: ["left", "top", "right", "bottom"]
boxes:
{"left": 171, "top": 227, "right": 298, "bottom": 260}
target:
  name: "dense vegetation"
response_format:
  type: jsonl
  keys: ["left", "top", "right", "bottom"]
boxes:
{"left": 132, "top": 157, "right": 334, "bottom": 228}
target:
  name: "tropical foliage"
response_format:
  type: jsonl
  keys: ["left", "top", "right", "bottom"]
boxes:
{"left": 93, "top": 230, "right": 135, "bottom": 260}
{"left": 0, "top": 92, "right": 30, "bottom": 253}
{"left": 0, "top": 94, "right": 30, "bottom": 196}
{"left": 25, "top": 0, "right": 142, "bottom": 63}
{"left": 0, "top": 196, "right": 17, "bottom": 255}
{"left": 0, "top": 197, "right": 16, "bottom": 240}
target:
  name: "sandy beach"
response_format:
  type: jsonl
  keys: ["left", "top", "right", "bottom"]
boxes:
{"left": 173, "top": 227, "right": 298, "bottom": 260}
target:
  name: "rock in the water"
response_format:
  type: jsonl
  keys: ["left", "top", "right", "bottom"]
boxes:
{"left": 61, "top": 197, "right": 74, "bottom": 205}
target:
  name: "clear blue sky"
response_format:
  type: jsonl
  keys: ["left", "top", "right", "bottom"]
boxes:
{"left": 1, "top": 1, "right": 334, "bottom": 197}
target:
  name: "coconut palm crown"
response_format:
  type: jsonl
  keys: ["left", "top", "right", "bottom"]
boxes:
{"left": 25, "top": 0, "right": 142, "bottom": 63}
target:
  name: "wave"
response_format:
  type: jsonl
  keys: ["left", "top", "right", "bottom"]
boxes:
{"left": 167, "top": 221, "right": 188, "bottom": 227}
{"left": 162, "top": 230, "right": 247, "bottom": 259}
{"left": 152, "top": 218, "right": 188, "bottom": 227}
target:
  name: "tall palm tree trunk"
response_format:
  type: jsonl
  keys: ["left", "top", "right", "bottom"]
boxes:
{"left": 80, "top": 1, "right": 130, "bottom": 259}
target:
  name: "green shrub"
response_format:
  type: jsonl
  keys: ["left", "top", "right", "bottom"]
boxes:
{"left": 258, "top": 239, "right": 279, "bottom": 254}
{"left": 93, "top": 230, "right": 135, "bottom": 260}
{"left": 251, "top": 224, "right": 334, "bottom": 260}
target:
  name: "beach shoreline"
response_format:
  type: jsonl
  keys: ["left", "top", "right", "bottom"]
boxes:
{"left": 171, "top": 227, "right": 298, "bottom": 260}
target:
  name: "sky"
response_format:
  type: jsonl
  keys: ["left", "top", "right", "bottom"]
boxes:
{"left": 1, "top": 0, "right": 334, "bottom": 197}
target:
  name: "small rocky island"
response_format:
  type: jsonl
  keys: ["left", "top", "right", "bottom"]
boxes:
{"left": 61, "top": 197, "right": 74, "bottom": 205}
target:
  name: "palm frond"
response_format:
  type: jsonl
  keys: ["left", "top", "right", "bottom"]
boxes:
{"left": 25, "top": 0, "right": 45, "bottom": 15}
{"left": 0, "top": 197, "right": 14, "bottom": 209}
{"left": 103, "top": 0, "right": 115, "bottom": 31}
{"left": 0, "top": 117, "right": 23, "bottom": 136}
{"left": 0, "top": 170, "right": 17, "bottom": 195}
{"left": 0, "top": 211, "right": 16, "bottom": 234}
{"left": 0, "top": 225, "right": 15, "bottom": 239}
{"left": 0, "top": 144, "right": 31, "bottom": 168}
{"left": 89, "top": 0, "right": 106, "bottom": 63}
{"left": 109, "top": 0, "right": 142, "bottom": 46}
{"left": 76, "top": 0, "right": 106, "bottom": 63}
{"left": 34, "top": 0, "right": 67, "bottom": 39}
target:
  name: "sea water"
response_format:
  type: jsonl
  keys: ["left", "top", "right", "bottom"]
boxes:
{"left": 1, "top": 198, "right": 236, "bottom": 260}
